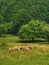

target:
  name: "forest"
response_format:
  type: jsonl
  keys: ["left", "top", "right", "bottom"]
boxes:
{"left": 0, "top": 0, "right": 49, "bottom": 41}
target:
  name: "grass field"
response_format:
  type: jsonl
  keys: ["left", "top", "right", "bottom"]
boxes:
{"left": 0, "top": 34, "right": 49, "bottom": 65}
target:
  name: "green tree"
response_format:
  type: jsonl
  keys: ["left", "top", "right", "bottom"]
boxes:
{"left": 10, "top": 8, "right": 32, "bottom": 34}
{"left": 18, "top": 20, "right": 49, "bottom": 41}
{"left": 18, "top": 24, "right": 35, "bottom": 40}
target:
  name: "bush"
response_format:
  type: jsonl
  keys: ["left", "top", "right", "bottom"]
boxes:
{"left": 18, "top": 20, "right": 49, "bottom": 41}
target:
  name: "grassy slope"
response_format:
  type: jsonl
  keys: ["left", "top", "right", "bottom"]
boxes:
{"left": 0, "top": 35, "right": 49, "bottom": 65}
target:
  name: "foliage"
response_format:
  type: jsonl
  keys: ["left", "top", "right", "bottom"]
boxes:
{"left": 9, "top": 8, "right": 31, "bottom": 33}
{"left": 0, "top": 0, "right": 49, "bottom": 40}
{"left": 18, "top": 20, "right": 49, "bottom": 41}
{"left": 0, "top": 25, "right": 7, "bottom": 36}
{"left": 0, "top": 0, "right": 49, "bottom": 23}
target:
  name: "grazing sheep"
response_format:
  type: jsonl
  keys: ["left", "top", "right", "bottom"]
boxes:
{"left": 22, "top": 46, "right": 30, "bottom": 51}
{"left": 28, "top": 46, "right": 33, "bottom": 50}
{"left": 24, "top": 47, "right": 29, "bottom": 51}
{"left": 8, "top": 48, "right": 13, "bottom": 52}
{"left": 17, "top": 46, "right": 29, "bottom": 51}
{"left": 14, "top": 47, "right": 21, "bottom": 51}
{"left": 8, "top": 46, "right": 20, "bottom": 52}
{"left": 18, "top": 46, "right": 25, "bottom": 51}
{"left": 8, "top": 45, "right": 33, "bottom": 52}
{"left": 16, "top": 47, "right": 20, "bottom": 51}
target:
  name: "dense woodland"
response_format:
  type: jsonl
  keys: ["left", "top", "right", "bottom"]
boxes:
{"left": 0, "top": 0, "right": 49, "bottom": 40}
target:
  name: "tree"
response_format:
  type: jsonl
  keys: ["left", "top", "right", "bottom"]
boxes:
{"left": 18, "top": 24, "right": 35, "bottom": 40}
{"left": 18, "top": 20, "right": 49, "bottom": 41}
{"left": 10, "top": 8, "right": 32, "bottom": 34}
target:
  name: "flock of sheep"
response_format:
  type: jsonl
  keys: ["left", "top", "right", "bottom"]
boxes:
{"left": 8, "top": 44, "right": 46, "bottom": 52}
{"left": 8, "top": 45, "right": 33, "bottom": 52}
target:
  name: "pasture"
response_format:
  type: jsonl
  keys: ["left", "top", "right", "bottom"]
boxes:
{"left": 0, "top": 35, "right": 49, "bottom": 65}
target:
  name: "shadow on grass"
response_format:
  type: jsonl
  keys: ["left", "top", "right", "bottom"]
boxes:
{"left": 16, "top": 40, "right": 49, "bottom": 44}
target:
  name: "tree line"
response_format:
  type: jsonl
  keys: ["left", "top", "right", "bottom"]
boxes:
{"left": 0, "top": 0, "right": 49, "bottom": 23}
{"left": 0, "top": 0, "right": 49, "bottom": 41}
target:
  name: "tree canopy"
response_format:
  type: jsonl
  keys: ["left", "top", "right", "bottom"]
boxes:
{"left": 18, "top": 20, "right": 49, "bottom": 41}
{"left": 0, "top": 0, "right": 49, "bottom": 23}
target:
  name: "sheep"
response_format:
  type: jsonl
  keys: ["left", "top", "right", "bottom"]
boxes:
{"left": 8, "top": 46, "right": 20, "bottom": 52}
{"left": 28, "top": 45, "right": 33, "bottom": 50}
{"left": 24, "top": 47, "right": 29, "bottom": 51}
{"left": 8, "top": 45, "right": 33, "bottom": 52}
{"left": 9, "top": 48, "right": 12, "bottom": 52}
{"left": 8, "top": 48, "right": 11, "bottom": 50}
{"left": 20, "top": 46, "right": 30, "bottom": 51}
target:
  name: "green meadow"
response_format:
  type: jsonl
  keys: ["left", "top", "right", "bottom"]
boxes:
{"left": 0, "top": 35, "right": 49, "bottom": 65}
